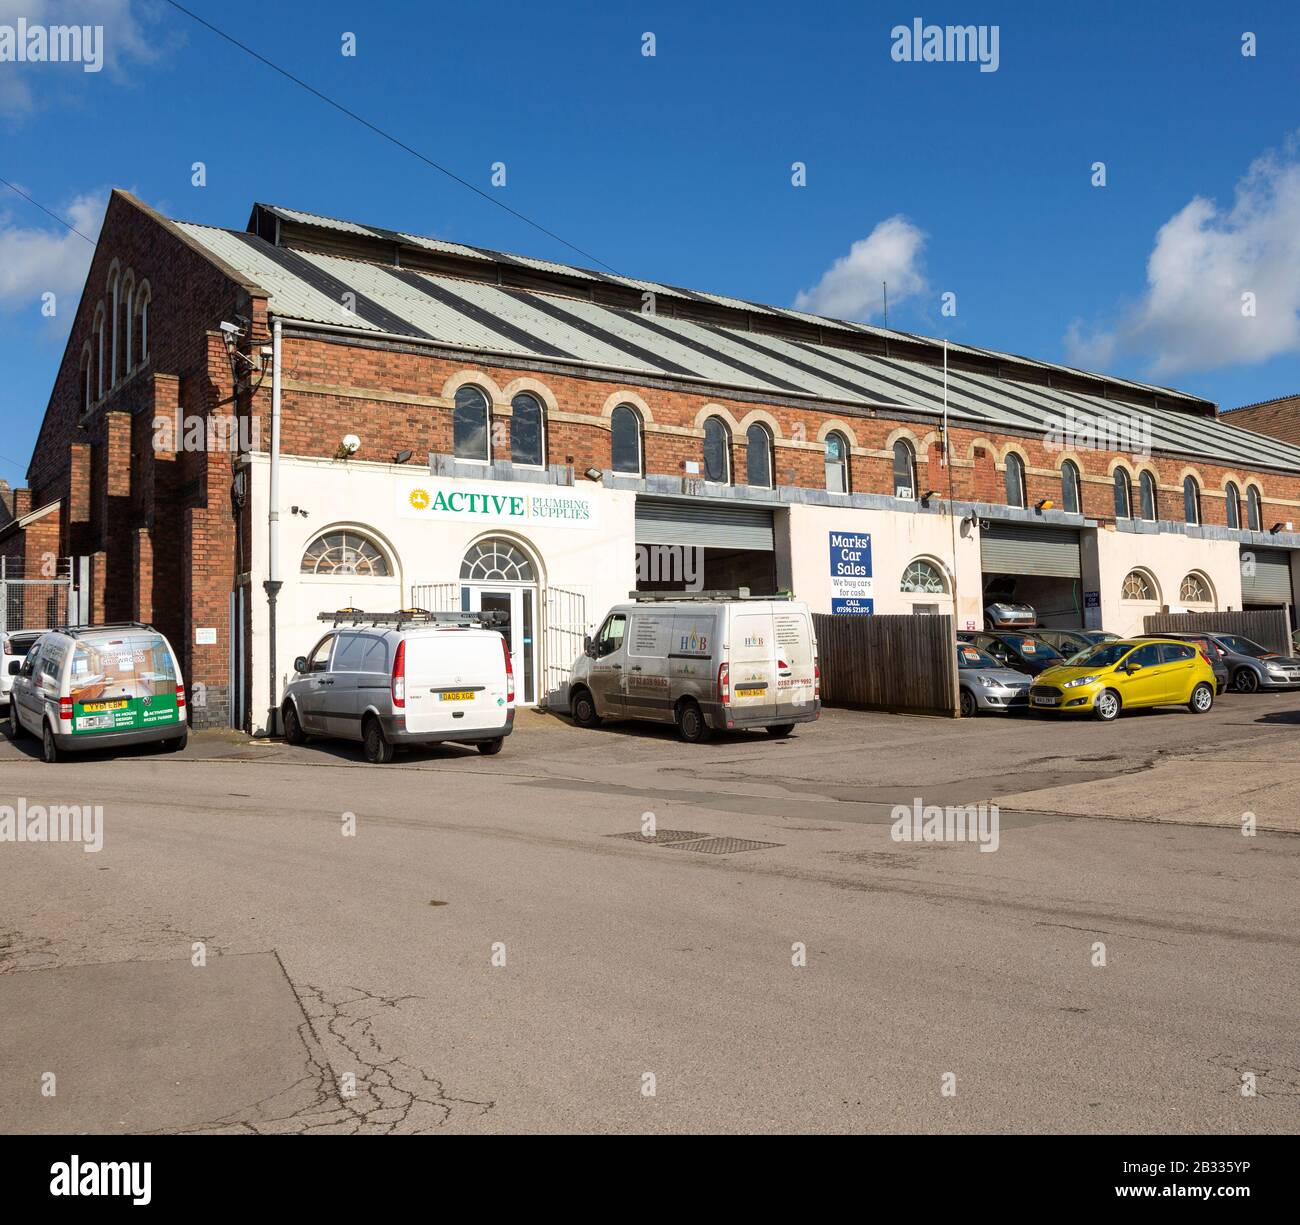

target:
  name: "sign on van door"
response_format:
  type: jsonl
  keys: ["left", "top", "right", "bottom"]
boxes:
{"left": 829, "top": 532, "right": 874, "bottom": 615}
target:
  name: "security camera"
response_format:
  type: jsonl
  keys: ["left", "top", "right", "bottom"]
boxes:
{"left": 219, "top": 321, "right": 242, "bottom": 336}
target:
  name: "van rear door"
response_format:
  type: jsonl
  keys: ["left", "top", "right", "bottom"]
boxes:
{"left": 403, "top": 631, "right": 508, "bottom": 735}
{"left": 728, "top": 611, "right": 777, "bottom": 716}
{"left": 773, "top": 607, "right": 817, "bottom": 718}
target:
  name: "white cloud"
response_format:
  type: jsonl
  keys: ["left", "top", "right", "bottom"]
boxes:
{"left": 793, "top": 216, "right": 928, "bottom": 321}
{"left": 0, "top": 188, "right": 105, "bottom": 313}
{"left": 1066, "top": 137, "right": 1300, "bottom": 377}
{"left": 0, "top": 0, "right": 165, "bottom": 117}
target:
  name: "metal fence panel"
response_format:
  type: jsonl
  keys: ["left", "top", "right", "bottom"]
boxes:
{"left": 813, "top": 613, "right": 959, "bottom": 716}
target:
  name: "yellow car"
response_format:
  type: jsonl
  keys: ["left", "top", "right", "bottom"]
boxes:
{"left": 1029, "top": 637, "right": 1217, "bottom": 722}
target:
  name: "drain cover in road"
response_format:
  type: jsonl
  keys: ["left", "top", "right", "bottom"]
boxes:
{"left": 607, "top": 830, "right": 712, "bottom": 844}
{"left": 664, "top": 836, "right": 784, "bottom": 855}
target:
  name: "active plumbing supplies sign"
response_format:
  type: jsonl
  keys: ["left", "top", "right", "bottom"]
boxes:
{"left": 829, "top": 531, "right": 873, "bottom": 614}
{"left": 396, "top": 480, "right": 598, "bottom": 529}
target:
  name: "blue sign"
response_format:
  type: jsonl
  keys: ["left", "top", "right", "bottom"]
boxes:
{"left": 1083, "top": 590, "right": 1100, "bottom": 608}
{"left": 829, "top": 531, "right": 874, "bottom": 615}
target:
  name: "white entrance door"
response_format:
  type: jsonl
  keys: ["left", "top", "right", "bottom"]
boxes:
{"left": 464, "top": 585, "right": 538, "bottom": 706}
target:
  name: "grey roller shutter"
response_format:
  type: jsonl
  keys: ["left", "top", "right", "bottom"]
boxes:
{"left": 1241, "top": 548, "right": 1293, "bottom": 603}
{"left": 980, "top": 523, "right": 1081, "bottom": 578}
{"left": 635, "top": 498, "right": 775, "bottom": 551}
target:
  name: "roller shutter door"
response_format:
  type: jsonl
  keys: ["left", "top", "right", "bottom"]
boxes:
{"left": 1241, "top": 548, "right": 1293, "bottom": 603}
{"left": 980, "top": 523, "right": 1081, "bottom": 578}
{"left": 635, "top": 498, "right": 775, "bottom": 551}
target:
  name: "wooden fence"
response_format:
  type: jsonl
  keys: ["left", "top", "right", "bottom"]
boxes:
{"left": 813, "top": 613, "right": 959, "bottom": 716}
{"left": 1143, "top": 608, "right": 1293, "bottom": 656}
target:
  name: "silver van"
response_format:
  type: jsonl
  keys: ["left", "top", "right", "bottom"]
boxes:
{"left": 7, "top": 623, "right": 188, "bottom": 762}
{"left": 281, "top": 609, "right": 514, "bottom": 763}
{"left": 567, "top": 593, "right": 820, "bottom": 742}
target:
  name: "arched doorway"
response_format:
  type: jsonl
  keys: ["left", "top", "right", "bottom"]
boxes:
{"left": 460, "top": 537, "right": 540, "bottom": 705}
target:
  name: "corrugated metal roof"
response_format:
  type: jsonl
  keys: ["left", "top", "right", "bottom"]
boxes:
{"left": 174, "top": 221, "right": 1300, "bottom": 473}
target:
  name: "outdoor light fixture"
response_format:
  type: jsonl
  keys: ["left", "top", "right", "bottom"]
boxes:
{"left": 394, "top": 449, "right": 413, "bottom": 465}
{"left": 1037, "top": 498, "right": 1055, "bottom": 511}
{"left": 583, "top": 467, "right": 603, "bottom": 482}
{"left": 920, "top": 489, "right": 938, "bottom": 506}
{"left": 1270, "top": 523, "right": 1283, "bottom": 534}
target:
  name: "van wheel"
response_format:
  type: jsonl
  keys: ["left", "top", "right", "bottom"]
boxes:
{"left": 765, "top": 723, "right": 795, "bottom": 738}
{"left": 362, "top": 717, "right": 395, "bottom": 764}
{"left": 959, "top": 688, "right": 978, "bottom": 719}
{"left": 676, "top": 700, "right": 711, "bottom": 744}
{"left": 8, "top": 701, "right": 23, "bottom": 739}
{"left": 1188, "top": 682, "right": 1214, "bottom": 714}
{"left": 1233, "top": 668, "right": 1260, "bottom": 694}
{"left": 42, "top": 723, "right": 60, "bottom": 763}
{"left": 570, "top": 687, "right": 602, "bottom": 728}
{"left": 1093, "top": 689, "right": 1121, "bottom": 722}
{"left": 477, "top": 737, "right": 504, "bottom": 756}
{"left": 162, "top": 732, "right": 188, "bottom": 752}
{"left": 282, "top": 703, "right": 306, "bottom": 745}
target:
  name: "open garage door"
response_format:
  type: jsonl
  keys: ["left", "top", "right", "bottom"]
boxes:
{"left": 635, "top": 497, "right": 777, "bottom": 594}
{"left": 1241, "top": 547, "right": 1293, "bottom": 606}
{"left": 980, "top": 522, "right": 1082, "bottom": 628}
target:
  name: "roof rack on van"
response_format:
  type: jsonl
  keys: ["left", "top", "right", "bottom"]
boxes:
{"left": 628, "top": 589, "right": 793, "bottom": 602}
{"left": 51, "top": 621, "right": 156, "bottom": 638}
{"left": 317, "top": 608, "right": 509, "bottom": 628}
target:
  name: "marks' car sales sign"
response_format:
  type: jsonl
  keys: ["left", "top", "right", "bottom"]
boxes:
{"left": 829, "top": 531, "right": 873, "bottom": 614}
{"left": 396, "top": 480, "right": 598, "bottom": 529}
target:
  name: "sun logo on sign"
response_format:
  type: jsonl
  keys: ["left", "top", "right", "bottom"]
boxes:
{"left": 409, "top": 488, "right": 430, "bottom": 511}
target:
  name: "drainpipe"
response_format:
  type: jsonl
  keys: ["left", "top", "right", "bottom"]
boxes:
{"left": 262, "top": 318, "right": 283, "bottom": 735}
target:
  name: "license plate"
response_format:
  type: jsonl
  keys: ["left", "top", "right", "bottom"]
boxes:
{"left": 734, "top": 687, "right": 763, "bottom": 698}
{"left": 77, "top": 715, "right": 113, "bottom": 729}
{"left": 1033, "top": 696, "right": 1058, "bottom": 707}
{"left": 439, "top": 690, "right": 474, "bottom": 702}
{"left": 82, "top": 699, "right": 128, "bottom": 712}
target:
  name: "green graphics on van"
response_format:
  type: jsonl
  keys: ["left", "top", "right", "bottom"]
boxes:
{"left": 68, "top": 634, "right": 179, "bottom": 735}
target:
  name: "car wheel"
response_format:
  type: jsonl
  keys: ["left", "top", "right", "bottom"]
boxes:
{"left": 362, "top": 717, "right": 395, "bottom": 764}
{"left": 8, "top": 701, "right": 23, "bottom": 739}
{"left": 282, "top": 703, "right": 306, "bottom": 745}
{"left": 1188, "top": 682, "right": 1214, "bottom": 714}
{"left": 676, "top": 700, "right": 710, "bottom": 744}
{"left": 764, "top": 723, "right": 795, "bottom": 738}
{"left": 1233, "top": 668, "right": 1260, "bottom": 694}
{"left": 959, "top": 688, "right": 978, "bottom": 719}
{"left": 42, "top": 722, "right": 60, "bottom": 763}
{"left": 570, "top": 687, "right": 602, "bottom": 728}
{"left": 1092, "top": 689, "right": 1121, "bottom": 722}
{"left": 477, "top": 737, "right": 504, "bottom": 756}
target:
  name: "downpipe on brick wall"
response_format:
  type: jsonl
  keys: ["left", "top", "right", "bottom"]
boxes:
{"left": 262, "top": 318, "right": 283, "bottom": 736}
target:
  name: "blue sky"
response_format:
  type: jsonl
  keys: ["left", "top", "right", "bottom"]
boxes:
{"left": 3, "top": 0, "right": 1300, "bottom": 488}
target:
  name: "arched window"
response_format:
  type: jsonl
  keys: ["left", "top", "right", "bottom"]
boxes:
{"left": 746, "top": 423, "right": 773, "bottom": 488}
{"left": 1121, "top": 569, "right": 1157, "bottom": 601}
{"left": 1114, "top": 469, "right": 1132, "bottom": 519}
{"left": 92, "top": 303, "right": 106, "bottom": 400}
{"left": 1247, "top": 486, "right": 1263, "bottom": 532}
{"left": 610, "top": 403, "right": 643, "bottom": 475}
{"left": 106, "top": 265, "right": 120, "bottom": 386}
{"left": 892, "top": 439, "right": 916, "bottom": 499}
{"left": 1179, "top": 573, "right": 1212, "bottom": 605}
{"left": 1225, "top": 481, "right": 1241, "bottom": 529}
{"left": 301, "top": 530, "right": 391, "bottom": 576}
{"left": 1061, "top": 461, "right": 1081, "bottom": 514}
{"left": 1004, "top": 452, "right": 1026, "bottom": 508}
{"left": 901, "top": 559, "right": 948, "bottom": 594}
{"left": 453, "top": 384, "right": 491, "bottom": 462}
{"left": 510, "top": 392, "right": 544, "bottom": 467}
{"left": 1183, "top": 476, "right": 1201, "bottom": 525}
{"left": 460, "top": 538, "right": 536, "bottom": 582}
{"left": 703, "top": 416, "right": 730, "bottom": 483}
{"left": 824, "top": 432, "right": 849, "bottom": 494}
{"left": 79, "top": 343, "right": 92, "bottom": 414}
{"left": 133, "top": 282, "right": 150, "bottom": 366}
{"left": 121, "top": 269, "right": 135, "bottom": 374}
{"left": 1138, "top": 471, "right": 1158, "bottom": 521}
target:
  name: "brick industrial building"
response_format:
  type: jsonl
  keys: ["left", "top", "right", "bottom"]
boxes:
{"left": 4, "top": 189, "right": 1300, "bottom": 730}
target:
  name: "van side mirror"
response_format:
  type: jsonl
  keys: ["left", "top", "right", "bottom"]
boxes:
{"left": 583, "top": 635, "right": 593, "bottom": 657}
{"left": 293, "top": 656, "right": 308, "bottom": 674}
{"left": 6, "top": 659, "right": 19, "bottom": 675}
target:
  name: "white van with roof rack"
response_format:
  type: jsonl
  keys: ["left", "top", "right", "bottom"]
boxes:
{"left": 567, "top": 590, "right": 820, "bottom": 743}
{"left": 281, "top": 608, "right": 515, "bottom": 763}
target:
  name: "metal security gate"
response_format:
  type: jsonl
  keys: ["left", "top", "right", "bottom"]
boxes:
{"left": 980, "top": 523, "right": 1081, "bottom": 577}
{"left": 0, "top": 556, "right": 74, "bottom": 631}
{"left": 544, "top": 585, "right": 590, "bottom": 706}
{"left": 1241, "top": 548, "right": 1293, "bottom": 605}
{"left": 409, "top": 582, "right": 460, "bottom": 612}
{"left": 635, "top": 498, "right": 775, "bottom": 550}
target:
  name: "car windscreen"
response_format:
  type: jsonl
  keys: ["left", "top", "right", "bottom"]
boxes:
{"left": 957, "top": 646, "right": 1001, "bottom": 669}
{"left": 1069, "top": 642, "right": 1132, "bottom": 668}
{"left": 1012, "top": 637, "right": 1063, "bottom": 661}
{"left": 1214, "top": 635, "right": 1269, "bottom": 657}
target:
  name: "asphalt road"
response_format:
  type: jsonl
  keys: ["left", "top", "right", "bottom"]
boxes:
{"left": 1, "top": 691, "right": 1297, "bottom": 1134}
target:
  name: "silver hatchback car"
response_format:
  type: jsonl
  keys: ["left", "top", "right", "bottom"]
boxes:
{"left": 957, "top": 643, "right": 1032, "bottom": 717}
